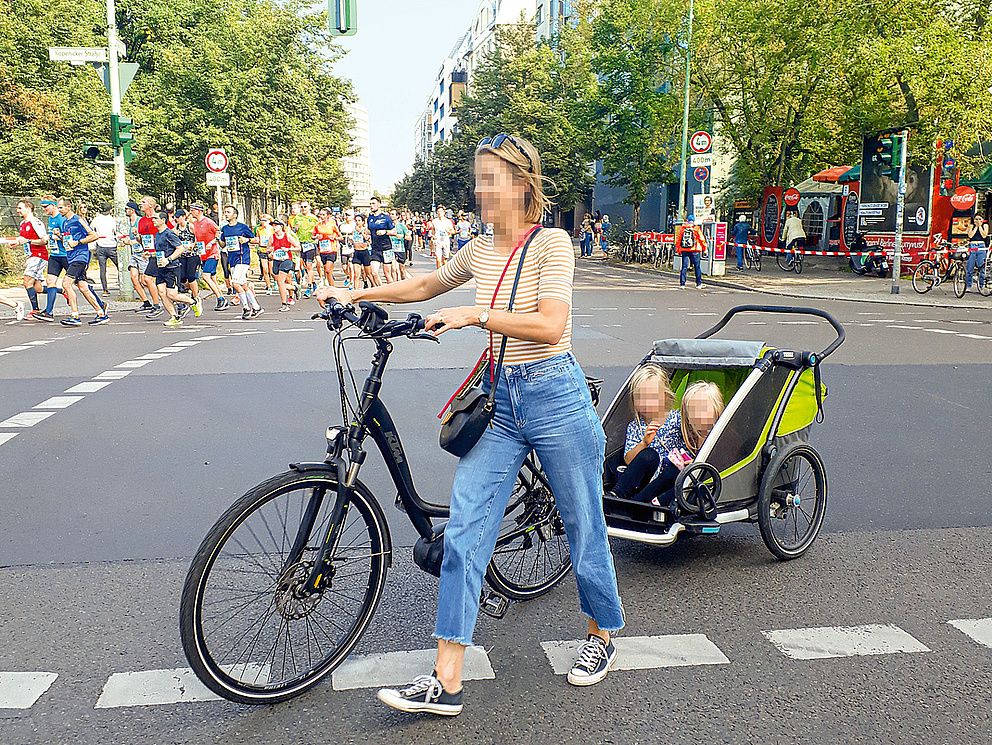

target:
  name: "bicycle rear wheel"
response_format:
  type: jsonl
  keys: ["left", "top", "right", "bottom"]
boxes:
{"left": 180, "top": 470, "right": 390, "bottom": 704}
{"left": 912, "top": 261, "right": 935, "bottom": 294}
{"left": 485, "top": 457, "right": 572, "bottom": 601}
{"left": 979, "top": 260, "right": 992, "bottom": 296}
{"left": 794, "top": 252, "right": 804, "bottom": 273}
{"left": 953, "top": 263, "right": 966, "bottom": 298}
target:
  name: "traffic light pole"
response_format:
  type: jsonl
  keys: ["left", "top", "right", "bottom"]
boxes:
{"left": 107, "top": 0, "right": 134, "bottom": 299}
{"left": 891, "top": 129, "right": 908, "bottom": 295}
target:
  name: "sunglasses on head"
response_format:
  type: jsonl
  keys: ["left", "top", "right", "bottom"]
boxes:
{"left": 477, "top": 134, "right": 533, "bottom": 173}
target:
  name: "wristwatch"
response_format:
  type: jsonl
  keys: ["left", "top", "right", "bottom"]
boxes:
{"left": 478, "top": 308, "right": 490, "bottom": 329}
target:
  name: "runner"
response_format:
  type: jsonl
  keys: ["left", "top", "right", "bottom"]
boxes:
{"left": 174, "top": 209, "right": 203, "bottom": 319}
{"left": 220, "top": 205, "right": 261, "bottom": 319}
{"left": 388, "top": 208, "right": 411, "bottom": 281}
{"left": 455, "top": 211, "right": 472, "bottom": 252}
{"left": 366, "top": 196, "right": 393, "bottom": 287}
{"left": 57, "top": 197, "right": 109, "bottom": 326}
{"left": 149, "top": 211, "right": 198, "bottom": 327}
{"left": 270, "top": 219, "right": 300, "bottom": 311}
{"left": 294, "top": 201, "right": 319, "bottom": 297}
{"left": 90, "top": 202, "right": 118, "bottom": 297}
{"left": 189, "top": 203, "right": 227, "bottom": 311}
{"left": 256, "top": 214, "right": 274, "bottom": 294}
{"left": 315, "top": 208, "right": 341, "bottom": 289}
{"left": 338, "top": 209, "right": 356, "bottom": 290}
{"left": 351, "top": 214, "right": 373, "bottom": 288}
{"left": 34, "top": 196, "right": 68, "bottom": 322}
{"left": 402, "top": 209, "right": 415, "bottom": 267}
{"left": 122, "top": 200, "right": 154, "bottom": 313}
{"left": 137, "top": 196, "right": 165, "bottom": 317}
{"left": 431, "top": 205, "right": 454, "bottom": 268}
{"left": 15, "top": 199, "right": 48, "bottom": 320}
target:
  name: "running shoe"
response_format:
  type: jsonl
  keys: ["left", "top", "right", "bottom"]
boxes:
{"left": 241, "top": 309, "right": 251, "bottom": 320}
{"left": 177, "top": 303, "right": 191, "bottom": 319}
{"left": 15, "top": 301, "right": 24, "bottom": 321}
{"left": 88, "top": 314, "right": 110, "bottom": 325}
{"left": 265, "top": 287, "right": 273, "bottom": 295}
{"left": 303, "top": 288, "right": 312, "bottom": 299}
{"left": 251, "top": 307, "right": 264, "bottom": 318}
{"left": 146, "top": 306, "right": 163, "bottom": 319}
{"left": 567, "top": 634, "right": 617, "bottom": 687}
{"left": 288, "top": 298, "right": 296, "bottom": 306}
{"left": 230, "top": 296, "right": 240, "bottom": 306}
{"left": 136, "top": 302, "right": 154, "bottom": 313}
{"left": 60, "top": 316, "right": 82, "bottom": 327}
{"left": 193, "top": 298, "right": 203, "bottom": 317}
{"left": 376, "top": 672, "right": 463, "bottom": 716}
{"left": 215, "top": 298, "right": 227, "bottom": 311}
{"left": 279, "top": 303, "right": 290, "bottom": 312}
{"left": 164, "top": 316, "right": 182, "bottom": 327}
{"left": 33, "top": 310, "right": 54, "bottom": 322}
{"left": 102, "top": 290, "right": 111, "bottom": 297}
{"left": 24, "top": 310, "right": 36, "bottom": 321}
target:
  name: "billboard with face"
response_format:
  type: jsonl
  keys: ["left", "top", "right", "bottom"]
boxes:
{"left": 857, "top": 134, "right": 933, "bottom": 235}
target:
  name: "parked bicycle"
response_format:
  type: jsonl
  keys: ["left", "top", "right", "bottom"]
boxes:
{"left": 912, "top": 244, "right": 968, "bottom": 298}
{"left": 742, "top": 240, "right": 762, "bottom": 271}
{"left": 180, "top": 301, "right": 590, "bottom": 704}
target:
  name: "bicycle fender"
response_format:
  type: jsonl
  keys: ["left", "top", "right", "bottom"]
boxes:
{"left": 289, "top": 461, "right": 335, "bottom": 473}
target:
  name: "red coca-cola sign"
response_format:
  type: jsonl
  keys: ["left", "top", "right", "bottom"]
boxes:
{"left": 783, "top": 188, "right": 801, "bottom": 207}
{"left": 950, "top": 186, "right": 977, "bottom": 211}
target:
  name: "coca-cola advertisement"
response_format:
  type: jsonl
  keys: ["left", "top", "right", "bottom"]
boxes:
{"left": 857, "top": 134, "right": 933, "bottom": 235}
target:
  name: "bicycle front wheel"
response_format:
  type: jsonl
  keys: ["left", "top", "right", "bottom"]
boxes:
{"left": 794, "top": 252, "right": 804, "bottom": 273}
{"left": 180, "top": 470, "right": 390, "bottom": 704}
{"left": 776, "top": 253, "right": 794, "bottom": 271}
{"left": 912, "top": 261, "right": 935, "bottom": 294}
{"left": 485, "top": 457, "right": 572, "bottom": 601}
{"left": 953, "top": 263, "right": 966, "bottom": 298}
{"left": 979, "top": 261, "right": 992, "bottom": 296}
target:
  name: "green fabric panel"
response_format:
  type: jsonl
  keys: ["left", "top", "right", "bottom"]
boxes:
{"left": 671, "top": 368, "right": 750, "bottom": 410}
{"left": 777, "top": 367, "right": 825, "bottom": 436}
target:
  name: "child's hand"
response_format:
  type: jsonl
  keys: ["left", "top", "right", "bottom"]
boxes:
{"left": 642, "top": 420, "right": 662, "bottom": 446}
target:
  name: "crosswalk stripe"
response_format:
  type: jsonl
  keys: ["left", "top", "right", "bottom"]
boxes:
{"left": 65, "top": 381, "right": 112, "bottom": 393}
{"left": 95, "top": 370, "right": 131, "bottom": 379}
{"left": 0, "top": 411, "right": 56, "bottom": 428}
{"left": 0, "top": 433, "right": 17, "bottom": 447}
{"left": 762, "top": 624, "right": 930, "bottom": 660}
{"left": 541, "top": 634, "right": 730, "bottom": 675}
{"left": 33, "top": 396, "right": 84, "bottom": 409}
{"left": 134, "top": 353, "right": 172, "bottom": 360}
{"left": 947, "top": 618, "right": 992, "bottom": 649}
{"left": 115, "top": 360, "right": 151, "bottom": 368}
{"left": 95, "top": 668, "right": 225, "bottom": 708}
{"left": 0, "top": 672, "right": 58, "bottom": 709}
{"left": 332, "top": 646, "right": 494, "bottom": 691}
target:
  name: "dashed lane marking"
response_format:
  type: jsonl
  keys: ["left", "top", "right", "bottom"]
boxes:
{"left": 332, "top": 647, "right": 495, "bottom": 691}
{"left": 115, "top": 360, "right": 151, "bottom": 368}
{"left": 64, "top": 382, "right": 113, "bottom": 394}
{"left": 33, "top": 396, "right": 84, "bottom": 409}
{"left": 1, "top": 345, "right": 31, "bottom": 352}
{"left": 96, "top": 668, "right": 233, "bottom": 708}
{"left": 0, "top": 433, "right": 18, "bottom": 448}
{"left": 95, "top": 370, "right": 131, "bottom": 379}
{"left": 155, "top": 346, "right": 187, "bottom": 352}
{"left": 762, "top": 624, "right": 930, "bottom": 660}
{"left": 959, "top": 334, "right": 992, "bottom": 340}
{"left": 0, "top": 411, "right": 56, "bottom": 428}
{"left": 134, "top": 353, "right": 171, "bottom": 360}
{"left": 0, "top": 672, "right": 58, "bottom": 709}
{"left": 947, "top": 618, "right": 992, "bottom": 648}
{"left": 543, "top": 634, "right": 730, "bottom": 675}
{"left": 171, "top": 341, "right": 202, "bottom": 346}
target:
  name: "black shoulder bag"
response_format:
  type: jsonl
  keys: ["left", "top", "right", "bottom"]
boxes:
{"left": 439, "top": 226, "right": 541, "bottom": 457}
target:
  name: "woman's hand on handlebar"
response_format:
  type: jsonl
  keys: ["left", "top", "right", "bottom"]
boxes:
{"left": 424, "top": 306, "right": 484, "bottom": 336}
{"left": 315, "top": 286, "right": 354, "bottom": 308}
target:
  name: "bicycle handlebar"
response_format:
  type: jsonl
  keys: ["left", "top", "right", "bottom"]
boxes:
{"left": 312, "top": 301, "right": 437, "bottom": 342}
{"left": 696, "top": 304, "right": 846, "bottom": 360}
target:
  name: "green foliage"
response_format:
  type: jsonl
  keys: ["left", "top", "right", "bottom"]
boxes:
{"left": 0, "top": 0, "right": 354, "bottom": 206}
{"left": 391, "top": 140, "right": 474, "bottom": 213}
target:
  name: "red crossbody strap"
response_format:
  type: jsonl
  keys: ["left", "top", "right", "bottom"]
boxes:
{"left": 487, "top": 224, "right": 540, "bottom": 382}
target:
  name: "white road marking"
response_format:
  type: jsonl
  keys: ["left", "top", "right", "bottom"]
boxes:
{"left": 272, "top": 328, "right": 314, "bottom": 332}
{"left": 542, "top": 635, "right": 730, "bottom": 676}
{"left": 947, "top": 618, "right": 992, "bottom": 649}
{"left": 950, "top": 319, "right": 984, "bottom": 324}
{"left": 34, "top": 396, "right": 84, "bottom": 409}
{"left": 134, "top": 353, "right": 171, "bottom": 360}
{"left": 0, "top": 411, "right": 56, "bottom": 428}
{"left": 156, "top": 347, "right": 187, "bottom": 352}
{"left": 0, "top": 672, "right": 58, "bottom": 709}
{"left": 925, "top": 329, "right": 957, "bottom": 334}
{"left": 96, "top": 668, "right": 228, "bottom": 707}
{"left": 762, "top": 624, "right": 930, "bottom": 660}
{"left": 887, "top": 325, "right": 922, "bottom": 330}
{"left": 591, "top": 307, "right": 618, "bottom": 311}
{"left": 0, "top": 351, "right": 9, "bottom": 356}
{"left": 778, "top": 320, "right": 820, "bottom": 325}
{"left": 748, "top": 321, "right": 767, "bottom": 325}
{"left": 687, "top": 312, "right": 718, "bottom": 316}
{"left": 113, "top": 330, "right": 147, "bottom": 335}
{"left": 115, "top": 360, "right": 151, "bottom": 368}
{"left": 0, "top": 433, "right": 18, "bottom": 447}
{"left": 65, "top": 381, "right": 113, "bottom": 393}
{"left": 332, "top": 647, "right": 494, "bottom": 691}
{"left": 25, "top": 339, "right": 57, "bottom": 345}
{"left": 95, "top": 370, "right": 131, "bottom": 379}
{"left": 192, "top": 335, "right": 223, "bottom": 341}
{"left": 958, "top": 334, "right": 992, "bottom": 340}
{"left": 1, "top": 345, "right": 30, "bottom": 352}
{"left": 171, "top": 341, "right": 202, "bottom": 346}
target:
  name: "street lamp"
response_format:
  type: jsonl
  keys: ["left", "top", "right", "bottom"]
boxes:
{"left": 675, "top": 0, "right": 694, "bottom": 222}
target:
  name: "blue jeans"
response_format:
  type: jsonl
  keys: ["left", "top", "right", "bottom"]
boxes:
{"left": 966, "top": 247, "right": 987, "bottom": 289}
{"left": 679, "top": 251, "right": 702, "bottom": 286}
{"left": 435, "top": 352, "right": 625, "bottom": 645}
{"left": 735, "top": 241, "right": 744, "bottom": 269}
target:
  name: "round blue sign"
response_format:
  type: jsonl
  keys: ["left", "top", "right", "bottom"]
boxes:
{"left": 943, "top": 157, "right": 956, "bottom": 169}
{"left": 694, "top": 166, "right": 709, "bottom": 182}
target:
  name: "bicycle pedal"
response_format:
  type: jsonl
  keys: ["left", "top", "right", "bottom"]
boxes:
{"left": 479, "top": 589, "right": 510, "bottom": 620}
{"left": 394, "top": 492, "right": 406, "bottom": 513}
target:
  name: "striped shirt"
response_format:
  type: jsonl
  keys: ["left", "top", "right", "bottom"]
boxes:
{"left": 436, "top": 227, "right": 574, "bottom": 365}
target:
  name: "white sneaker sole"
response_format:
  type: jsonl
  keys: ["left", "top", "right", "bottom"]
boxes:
{"left": 566, "top": 651, "right": 617, "bottom": 687}
{"left": 376, "top": 688, "right": 462, "bottom": 716}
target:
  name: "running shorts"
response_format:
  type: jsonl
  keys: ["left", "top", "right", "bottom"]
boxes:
{"left": 352, "top": 249, "right": 371, "bottom": 267}
{"left": 47, "top": 256, "right": 70, "bottom": 277}
{"left": 201, "top": 258, "right": 219, "bottom": 275}
{"left": 321, "top": 252, "right": 338, "bottom": 264}
{"left": 66, "top": 261, "right": 90, "bottom": 283}
{"left": 302, "top": 248, "right": 316, "bottom": 262}
{"left": 142, "top": 258, "right": 161, "bottom": 280}
{"left": 157, "top": 265, "right": 180, "bottom": 289}
{"left": 274, "top": 259, "right": 293, "bottom": 274}
{"left": 24, "top": 256, "right": 46, "bottom": 281}
{"left": 181, "top": 255, "right": 201, "bottom": 284}
{"left": 231, "top": 263, "right": 250, "bottom": 285}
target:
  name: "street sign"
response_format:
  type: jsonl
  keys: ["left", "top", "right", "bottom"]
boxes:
{"left": 690, "top": 131, "right": 712, "bottom": 154}
{"left": 49, "top": 47, "right": 108, "bottom": 64}
{"left": 206, "top": 172, "right": 230, "bottom": 187}
{"left": 784, "top": 188, "right": 801, "bottom": 207}
{"left": 693, "top": 166, "right": 709, "bottom": 182}
{"left": 690, "top": 153, "right": 713, "bottom": 167}
{"left": 205, "top": 149, "right": 229, "bottom": 173}
{"left": 943, "top": 157, "right": 956, "bottom": 169}
{"left": 92, "top": 62, "right": 139, "bottom": 98}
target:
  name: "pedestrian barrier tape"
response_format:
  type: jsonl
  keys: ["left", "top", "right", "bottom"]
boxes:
{"left": 723, "top": 241, "right": 989, "bottom": 258}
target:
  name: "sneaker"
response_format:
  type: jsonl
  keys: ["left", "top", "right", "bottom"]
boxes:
{"left": 24, "top": 310, "right": 36, "bottom": 321}
{"left": 265, "top": 287, "right": 273, "bottom": 295}
{"left": 177, "top": 303, "right": 191, "bottom": 319}
{"left": 146, "top": 306, "right": 163, "bottom": 319}
{"left": 241, "top": 309, "right": 251, "bottom": 320}
{"left": 696, "top": 283, "right": 704, "bottom": 289}
{"left": 215, "top": 298, "right": 226, "bottom": 311}
{"left": 226, "top": 288, "right": 234, "bottom": 296}
{"left": 102, "top": 290, "right": 111, "bottom": 297}
{"left": 15, "top": 301, "right": 24, "bottom": 321}
{"left": 567, "top": 634, "right": 617, "bottom": 687}
{"left": 164, "top": 316, "right": 182, "bottom": 328}
{"left": 60, "top": 316, "right": 82, "bottom": 327}
{"left": 88, "top": 314, "right": 110, "bottom": 325}
{"left": 33, "top": 310, "right": 54, "bottom": 322}
{"left": 736, "top": 266, "right": 744, "bottom": 272}
{"left": 193, "top": 299, "right": 203, "bottom": 317}
{"left": 137, "top": 302, "right": 154, "bottom": 312}
{"left": 279, "top": 303, "right": 290, "bottom": 312}
{"left": 303, "top": 288, "right": 312, "bottom": 299}
{"left": 230, "top": 296, "right": 241, "bottom": 306}
{"left": 376, "top": 672, "right": 463, "bottom": 716}
{"left": 251, "top": 307, "right": 263, "bottom": 318}
{"left": 288, "top": 298, "right": 296, "bottom": 306}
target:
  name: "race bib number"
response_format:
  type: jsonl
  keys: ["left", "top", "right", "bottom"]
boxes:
{"left": 24, "top": 242, "right": 31, "bottom": 257}
{"left": 196, "top": 241, "right": 206, "bottom": 254}
{"left": 156, "top": 250, "right": 167, "bottom": 266}
{"left": 319, "top": 240, "right": 331, "bottom": 253}
{"left": 225, "top": 236, "right": 238, "bottom": 251}
{"left": 142, "top": 234, "right": 154, "bottom": 252}
{"left": 303, "top": 242, "right": 315, "bottom": 253}
{"left": 273, "top": 249, "right": 288, "bottom": 261}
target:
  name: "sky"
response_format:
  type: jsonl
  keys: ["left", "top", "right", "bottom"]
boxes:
{"left": 331, "top": 0, "right": 481, "bottom": 195}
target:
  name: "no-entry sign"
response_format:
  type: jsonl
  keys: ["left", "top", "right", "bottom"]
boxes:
{"left": 205, "top": 149, "right": 229, "bottom": 173}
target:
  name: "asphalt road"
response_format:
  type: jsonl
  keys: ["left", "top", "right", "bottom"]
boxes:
{"left": 1, "top": 257, "right": 990, "bottom": 744}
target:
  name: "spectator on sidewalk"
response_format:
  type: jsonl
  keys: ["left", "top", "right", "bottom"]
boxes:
{"left": 675, "top": 214, "right": 706, "bottom": 289}
{"left": 966, "top": 214, "right": 989, "bottom": 292}
{"left": 91, "top": 203, "right": 119, "bottom": 296}
{"left": 731, "top": 214, "right": 755, "bottom": 272}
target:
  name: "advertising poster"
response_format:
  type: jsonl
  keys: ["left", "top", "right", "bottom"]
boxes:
{"left": 692, "top": 194, "right": 717, "bottom": 222}
{"left": 857, "top": 134, "right": 933, "bottom": 235}
{"left": 714, "top": 222, "right": 727, "bottom": 260}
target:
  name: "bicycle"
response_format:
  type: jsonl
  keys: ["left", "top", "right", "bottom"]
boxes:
{"left": 743, "top": 241, "right": 761, "bottom": 271}
{"left": 776, "top": 243, "right": 804, "bottom": 273}
{"left": 180, "top": 300, "right": 587, "bottom": 704}
{"left": 911, "top": 245, "right": 967, "bottom": 298}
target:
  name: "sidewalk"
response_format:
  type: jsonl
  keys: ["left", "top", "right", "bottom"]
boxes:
{"left": 595, "top": 253, "right": 992, "bottom": 310}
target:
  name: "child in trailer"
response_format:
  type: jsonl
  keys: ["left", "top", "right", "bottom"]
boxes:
{"left": 608, "top": 369, "right": 725, "bottom": 509}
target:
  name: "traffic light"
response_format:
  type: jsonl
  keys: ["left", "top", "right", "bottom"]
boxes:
{"left": 111, "top": 114, "right": 135, "bottom": 163}
{"left": 329, "top": 0, "right": 357, "bottom": 36}
{"left": 876, "top": 134, "right": 903, "bottom": 179}
{"left": 83, "top": 143, "right": 101, "bottom": 161}
{"left": 939, "top": 157, "right": 956, "bottom": 196}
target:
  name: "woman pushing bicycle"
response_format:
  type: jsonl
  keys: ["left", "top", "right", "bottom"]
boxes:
{"left": 316, "top": 133, "right": 625, "bottom": 716}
